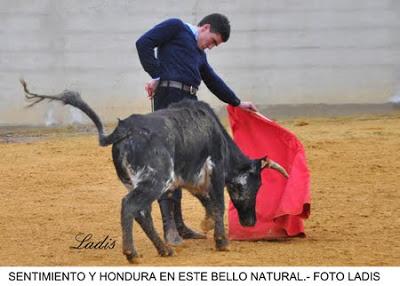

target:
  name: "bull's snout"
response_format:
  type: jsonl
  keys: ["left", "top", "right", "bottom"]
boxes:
{"left": 239, "top": 215, "right": 256, "bottom": 227}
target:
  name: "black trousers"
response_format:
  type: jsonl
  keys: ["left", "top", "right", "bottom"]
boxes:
{"left": 154, "top": 86, "right": 198, "bottom": 110}
{"left": 154, "top": 86, "right": 198, "bottom": 202}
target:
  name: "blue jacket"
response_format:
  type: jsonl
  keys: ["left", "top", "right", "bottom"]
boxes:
{"left": 136, "top": 18, "right": 241, "bottom": 106}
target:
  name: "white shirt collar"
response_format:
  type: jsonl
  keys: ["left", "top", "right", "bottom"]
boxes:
{"left": 185, "top": 22, "right": 198, "bottom": 41}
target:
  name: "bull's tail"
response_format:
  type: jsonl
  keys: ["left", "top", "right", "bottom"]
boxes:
{"left": 20, "top": 79, "right": 113, "bottom": 146}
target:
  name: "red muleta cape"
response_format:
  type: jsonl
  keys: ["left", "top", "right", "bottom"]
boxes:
{"left": 227, "top": 106, "right": 311, "bottom": 240}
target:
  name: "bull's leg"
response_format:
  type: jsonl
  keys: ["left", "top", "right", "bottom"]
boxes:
{"left": 120, "top": 194, "right": 139, "bottom": 263}
{"left": 121, "top": 184, "right": 168, "bottom": 263}
{"left": 158, "top": 188, "right": 205, "bottom": 245}
{"left": 214, "top": 208, "right": 229, "bottom": 251}
{"left": 173, "top": 189, "right": 206, "bottom": 239}
{"left": 135, "top": 206, "right": 174, "bottom": 257}
{"left": 210, "top": 176, "right": 229, "bottom": 251}
{"left": 192, "top": 193, "right": 215, "bottom": 233}
{"left": 158, "top": 191, "right": 183, "bottom": 246}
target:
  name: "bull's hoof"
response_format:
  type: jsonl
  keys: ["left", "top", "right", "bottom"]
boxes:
{"left": 215, "top": 239, "right": 230, "bottom": 251}
{"left": 159, "top": 245, "right": 174, "bottom": 257}
{"left": 124, "top": 251, "right": 140, "bottom": 264}
{"left": 127, "top": 256, "right": 141, "bottom": 264}
{"left": 200, "top": 217, "right": 215, "bottom": 233}
{"left": 178, "top": 226, "right": 206, "bottom": 239}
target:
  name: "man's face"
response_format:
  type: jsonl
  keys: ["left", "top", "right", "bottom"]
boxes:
{"left": 197, "top": 24, "right": 223, "bottom": 50}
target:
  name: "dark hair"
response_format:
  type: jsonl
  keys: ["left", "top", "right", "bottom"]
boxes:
{"left": 198, "top": 13, "right": 231, "bottom": 42}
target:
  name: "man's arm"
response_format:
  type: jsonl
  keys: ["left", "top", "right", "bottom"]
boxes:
{"left": 200, "top": 60, "right": 257, "bottom": 111}
{"left": 136, "top": 18, "right": 184, "bottom": 79}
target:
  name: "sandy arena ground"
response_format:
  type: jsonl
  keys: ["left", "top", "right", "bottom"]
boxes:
{"left": 1, "top": 113, "right": 400, "bottom": 266}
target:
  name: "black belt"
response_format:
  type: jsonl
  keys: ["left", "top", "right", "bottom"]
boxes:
{"left": 159, "top": 80, "right": 198, "bottom": 95}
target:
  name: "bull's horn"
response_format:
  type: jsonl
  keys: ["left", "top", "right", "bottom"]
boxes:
{"left": 261, "top": 158, "right": 289, "bottom": 178}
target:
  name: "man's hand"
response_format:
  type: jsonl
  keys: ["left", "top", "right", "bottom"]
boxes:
{"left": 145, "top": 79, "right": 159, "bottom": 99}
{"left": 238, "top": 101, "right": 258, "bottom": 112}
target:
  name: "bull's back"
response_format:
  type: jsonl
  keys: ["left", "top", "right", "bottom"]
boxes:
{"left": 114, "top": 100, "right": 229, "bottom": 168}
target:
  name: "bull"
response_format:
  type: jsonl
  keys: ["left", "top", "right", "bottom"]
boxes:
{"left": 20, "top": 80, "right": 288, "bottom": 263}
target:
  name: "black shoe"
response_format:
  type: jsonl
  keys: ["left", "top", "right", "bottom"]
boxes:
{"left": 177, "top": 225, "right": 206, "bottom": 239}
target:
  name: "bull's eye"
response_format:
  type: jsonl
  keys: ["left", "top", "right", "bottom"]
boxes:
{"left": 230, "top": 192, "right": 239, "bottom": 200}
{"left": 227, "top": 184, "right": 242, "bottom": 201}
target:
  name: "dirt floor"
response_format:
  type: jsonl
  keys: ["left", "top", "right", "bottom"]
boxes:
{"left": 1, "top": 112, "right": 400, "bottom": 266}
